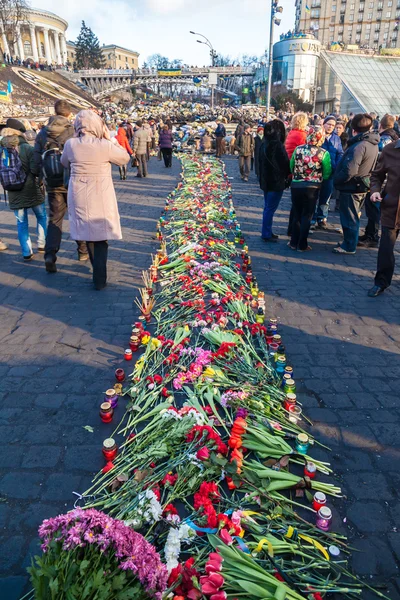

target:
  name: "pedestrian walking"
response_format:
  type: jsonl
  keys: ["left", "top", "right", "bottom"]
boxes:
{"left": 158, "top": 125, "right": 173, "bottom": 168}
{"left": 313, "top": 115, "right": 343, "bottom": 229}
{"left": 289, "top": 128, "right": 332, "bottom": 252}
{"left": 215, "top": 120, "right": 226, "bottom": 158}
{"left": 358, "top": 114, "right": 399, "bottom": 248}
{"left": 285, "top": 112, "right": 308, "bottom": 236}
{"left": 0, "top": 120, "right": 46, "bottom": 260}
{"left": 333, "top": 114, "right": 379, "bottom": 255}
{"left": 34, "top": 100, "right": 89, "bottom": 273}
{"left": 133, "top": 120, "right": 151, "bottom": 178}
{"left": 254, "top": 126, "right": 264, "bottom": 181}
{"left": 236, "top": 124, "right": 254, "bottom": 182}
{"left": 115, "top": 126, "right": 132, "bottom": 179}
{"left": 367, "top": 139, "right": 400, "bottom": 296}
{"left": 259, "top": 119, "right": 290, "bottom": 242}
{"left": 60, "top": 110, "right": 130, "bottom": 290}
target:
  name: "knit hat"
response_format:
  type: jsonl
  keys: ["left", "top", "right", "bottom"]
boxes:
{"left": 323, "top": 114, "right": 337, "bottom": 125}
{"left": 6, "top": 118, "right": 26, "bottom": 132}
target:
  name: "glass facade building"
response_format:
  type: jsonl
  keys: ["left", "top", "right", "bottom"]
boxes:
{"left": 273, "top": 34, "right": 321, "bottom": 102}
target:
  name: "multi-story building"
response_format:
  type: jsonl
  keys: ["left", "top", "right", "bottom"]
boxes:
{"left": 66, "top": 42, "right": 139, "bottom": 70}
{"left": 295, "top": 0, "right": 400, "bottom": 50}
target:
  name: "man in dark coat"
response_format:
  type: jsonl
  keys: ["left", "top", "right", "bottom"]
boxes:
{"left": 34, "top": 99, "right": 88, "bottom": 272}
{"left": 333, "top": 113, "right": 379, "bottom": 254}
{"left": 367, "top": 139, "right": 400, "bottom": 296}
{"left": 358, "top": 113, "right": 399, "bottom": 248}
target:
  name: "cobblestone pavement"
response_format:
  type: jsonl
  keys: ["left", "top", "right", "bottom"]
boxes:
{"left": 225, "top": 156, "right": 400, "bottom": 600}
{"left": 0, "top": 154, "right": 399, "bottom": 599}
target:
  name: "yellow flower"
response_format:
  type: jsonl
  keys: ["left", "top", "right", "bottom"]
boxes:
{"left": 141, "top": 335, "right": 150, "bottom": 345}
{"left": 184, "top": 325, "right": 190, "bottom": 332}
{"left": 203, "top": 367, "right": 215, "bottom": 377}
{"left": 151, "top": 338, "right": 162, "bottom": 349}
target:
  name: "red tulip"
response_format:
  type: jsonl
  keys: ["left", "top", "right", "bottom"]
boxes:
{"left": 210, "top": 593, "right": 227, "bottom": 600}
{"left": 196, "top": 447, "right": 210, "bottom": 461}
{"left": 219, "top": 528, "right": 234, "bottom": 545}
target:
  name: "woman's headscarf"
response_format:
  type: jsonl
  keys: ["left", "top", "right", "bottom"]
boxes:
{"left": 306, "top": 127, "right": 325, "bottom": 147}
{"left": 74, "top": 110, "right": 106, "bottom": 138}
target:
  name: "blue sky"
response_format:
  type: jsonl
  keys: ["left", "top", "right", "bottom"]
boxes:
{"left": 35, "top": 0, "right": 296, "bottom": 65}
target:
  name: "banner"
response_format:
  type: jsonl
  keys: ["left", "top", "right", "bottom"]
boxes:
{"left": 157, "top": 69, "right": 182, "bottom": 77}
{"left": 0, "top": 90, "right": 10, "bottom": 103}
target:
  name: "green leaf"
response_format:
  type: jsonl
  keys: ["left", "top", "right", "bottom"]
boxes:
{"left": 237, "top": 580, "right": 274, "bottom": 598}
{"left": 79, "top": 560, "right": 90, "bottom": 575}
{"left": 83, "top": 425, "right": 94, "bottom": 433}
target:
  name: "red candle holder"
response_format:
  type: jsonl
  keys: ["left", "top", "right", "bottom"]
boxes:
{"left": 100, "top": 402, "right": 113, "bottom": 423}
{"left": 115, "top": 368, "right": 125, "bottom": 382}
{"left": 313, "top": 491, "right": 327, "bottom": 511}
{"left": 134, "top": 322, "right": 143, "bottom": 331}
{"left": 102, "top": 438, "right": 118, "bottom": 461}
{"left": 124, "top": 349, "right": 133, "bottom": 361}
{"left": 283, "top": 393, "right": 297, "bottom": 411}
{"left": 304, "top": 461, "right": 317, "bottom": 479}
{"left": 130, "top": 335, "right": 140, "bottom": 351}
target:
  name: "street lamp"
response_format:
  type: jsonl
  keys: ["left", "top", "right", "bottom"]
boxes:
{"left": 266, "top": 1, "right": 283, "bottom": 117}
{"left": 189, "top": 30, "right": 217, "bottom": 66}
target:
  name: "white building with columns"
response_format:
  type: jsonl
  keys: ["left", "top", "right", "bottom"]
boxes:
{"left": 1, "top": 7, "right": 68, "bottom": 65}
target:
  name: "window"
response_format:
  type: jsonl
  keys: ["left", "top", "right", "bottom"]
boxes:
{"left": 338, "top": 34, "right": 343, "bottom": 40}
{"left": 350, "top": 2, "right": 355, "bottom": 7}
{"left": 365, "top": 32, "right": 370, "bottom": 39}
{"left": 330, "top": 35, "right": 334, "bottom": 41}
{"left": 383, "top": 31, "right": 389, "bottom": 38}
{"left": 118, "top": 54, "right": 121, "bottom": 59}
{"left": 339, "top": 25, "right": 344, "bottom": 32}
{"left": 392, "top": 40, "right": 397, "bottom": 46}
{"left": 331, "top": 15, "right": 336, "bottom": 22}
{"left": 41, "top": 42, "right": 45, "bottom": 56}
{"left": 366, "top": 23, "right": 371, "bottom": 29}
{"left": 332, "top": 5, "right": 336, "bottom": 11}
{"left": 355, "top": 34, "right": 361, "bottom": 41}
{"left": 23, "top": 40, "right": 32, "bottom": 56}
{"left": 388, "top": 0, "right": 393, "bottom": 5}
{"left": 369, "top": 1, "right": 373, "bottom": 5}
{"left": 349, "top": 12, "right": 354, "bottom": 19}
{"left": 348, "top": 24, "right": 353, "bottom": 29}
{"left": 377, "top": 1, "right": 383, "bottom": 7}
{"left": 311, "top": 9, "right": 320, "bottom": 17}
{"left": 108, "top": 53, "right": 111, "bottom": 59}
{"left": 386, "top": 11, "right": 392, "bottom": 16}
{"left": 330, "top": 25, "right": 335, "bottom": 31}
{"left": 396, "top": 9, "right": 400, "bottom": 16}
{"left": 367, "top": 12, "right": 372, "bottom": 18}
{"left": 374, "top": 33, "right": 379, "bottom": 39}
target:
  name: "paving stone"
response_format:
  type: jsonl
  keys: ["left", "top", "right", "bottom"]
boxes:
{"left": 0, "top": 576, "right": 28, "bottom": 600}
{"left": 41, "top": 473, "right": 82, "bottom": 502}
{"left": 347, "top": 502, "right": 390, "bottom": 533}
{"left": 0, "top": 536, "right": 26, "bottom": 571}
{"left": 21, "top": 446, "right": 62, "bottom": 469}
{"left": 0, "top": 472, "right": 44, "bottom": 500}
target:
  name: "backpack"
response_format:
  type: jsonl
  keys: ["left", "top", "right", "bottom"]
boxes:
{"left": 42, "top": 132, "right": 65, "bottom": 188}
{"left": 0, "top": 147, "right": 27, "bottom": 191}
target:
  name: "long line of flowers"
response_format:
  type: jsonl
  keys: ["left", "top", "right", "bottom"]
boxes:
{"left": 26, "top": 156, "right": 386, "bottom": 600}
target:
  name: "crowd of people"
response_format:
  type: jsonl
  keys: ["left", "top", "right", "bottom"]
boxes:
{"left": 0, "top": 98, "right": 398, "bottom": 297}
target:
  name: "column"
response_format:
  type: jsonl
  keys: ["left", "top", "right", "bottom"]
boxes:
{"left": 1, "top": 30, "right": 10, "bottom": 56}
{"left": 36, "top": 28, "right": 42, "bottom": 58}
{"left": 53, "top": 30, "right": 61, "bottom": 65}
{"left": 43, "top": 28, "right": 52, "bottom": 64}
{"left": 60, "top": 33, "right": 67, "bottom": 65}
{"left": 16, "top": 24, "right": 24, "bottom": 60}
{"left": 29, "top": 25, "right": 39, "bottom": 62}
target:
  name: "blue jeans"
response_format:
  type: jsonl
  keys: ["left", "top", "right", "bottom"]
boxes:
{"left": 262, "top": 190, "right": 284, "bottom": 238}
{"left": 313, "top": 178, "right": 334, "bottom": 222}
{"left": 14, "top": 204, "right": 47, "bottom": 257}
{"left": 339, "top": 192, "right": 366, "bottom": 252}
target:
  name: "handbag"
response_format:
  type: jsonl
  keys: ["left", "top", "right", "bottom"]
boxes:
{"left": 131, "top": 155, "right": 138, "bottom": 168}
{"left": 334, "top": 176, "right": 370, "bottom": 194}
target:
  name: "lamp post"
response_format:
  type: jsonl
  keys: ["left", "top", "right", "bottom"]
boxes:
{"left": 190, "top": 31, "right": 217, "bottom": 66}
{"left": 266, "top": 1, "right": 283, "bottom": 116}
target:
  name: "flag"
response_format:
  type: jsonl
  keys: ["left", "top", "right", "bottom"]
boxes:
{"left": 7, "top": 80, "right": 13, "bottom": 94}
{"left": 305, "top": 4, "right": 310, "bottom": 12}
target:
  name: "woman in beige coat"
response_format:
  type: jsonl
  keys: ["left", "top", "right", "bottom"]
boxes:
{"left": 61, "top": 110, "right": 130, "bottom": 290}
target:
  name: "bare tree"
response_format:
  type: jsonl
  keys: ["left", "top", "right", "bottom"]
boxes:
{"left": 0, "top": 0, "right": 29, "bottom": 55}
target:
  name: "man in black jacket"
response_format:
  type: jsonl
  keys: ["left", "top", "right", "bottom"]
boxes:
{"left": 34, "top": 99, "right": 88, "bottom": 273}
{"left": 358, "top": 114, "right": 399, "bottom": 248}
{"left": 333, "top": 114, "right": 379, "bottom": 254}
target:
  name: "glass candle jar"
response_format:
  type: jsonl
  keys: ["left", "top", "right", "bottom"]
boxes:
{"left": 284, "top": 379, "right": 296, "bottom": 394}
{"left": 304, "top": 461, "right": 316, "bottom": 479}
{"left": 256, "top": 308, "right": 264, "bottom": 324}
{"left": 102, "top": 438, "right": 118, "bottom": 461}
{"left": 269, "top": 342, "right": 280, "bottom": 355}
{"left": 316, "top": 507, "right": 332, "bottom": 531}
{"left": 269, "top": 317, "right": 278, "bottom": 328}
{"left": 276, "top": 356, "right": 287, "bottom": 374}
{"left": 295, "top": 433, "right": 309, "bottom": 454}
{"left": 272, "top": 334, "right": 282, "bottom": 345}
{"left": 313, "top": 491, "right": 327, "bottom": 511}
{"left": 284, "top": 366, "right": 294, "bottom": 378}
{"left": 282, "top": 373, "right": 292, "bottom": 388}
{"left": 283, "top": 392, "right": 297, "bottom": 410}
{"left": 288, "top": 404, "right": 302, "bottom": 424}
{"left": 328, "top": 545, "right": 341, "bottom": 560}
{"left": 124, "top": 349, "right": 133, "bottom": 361}
{"left": 100, "top": 402, "right": 113, "bottom": 423}
{"left": 130, "top": 335, "right": 140, "bottom": 351}
{"left": 115, "top": 368, "right": 125, "bottom": 382}
{"left": 266, "top": 328, "right": 273, "bottom": 344}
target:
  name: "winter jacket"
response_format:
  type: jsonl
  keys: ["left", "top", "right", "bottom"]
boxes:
{"left": 1, "top": 128, "right": 44, "bottom": 210}
{"left": 334, "top": 131, "right": 379, "bottom": 191}
{"left": 215, "top": 124, "right": 226, "bottom": 138}
{"left": 158, "top": 130, "right": 173, "bottom": 149}
{"left": 236, "top": 132, "right": 254, "bottom": 157}
{"left": 370, "top": 140, "right": 400, "bottom": 229}
{"left": 34, "top": 115, "right": 74, "bottom": 190}
{"left": 322, "top": 131, "right": 343, "bottom": 172}
{"left": 60, "top": 135, "right": 130, "bottom": 242}
{"left": 133, "top": 127, "right": 151, "bottom": 155}
{"left": 115, "top": 128, "right": 133, "bottom": 155}
{"left": 254, "top": 134, "right": 263, "bottom": 178}
{"left": 339, "top": 131, "right": 349, "bottom": 152}
{"left": 284, "top": 129, "right": 307, "bottom": 159}
{"left": 235, "top": 123, "right": 245, "bottom": 138}
{"left": 290, "top": 144, "right": 332, "bottom": 188}
{"left": 378, "top": 128, "right": 399, "bottom": 152}
{"left": 259, "top": 135, "right": 290, "bottom": 192}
